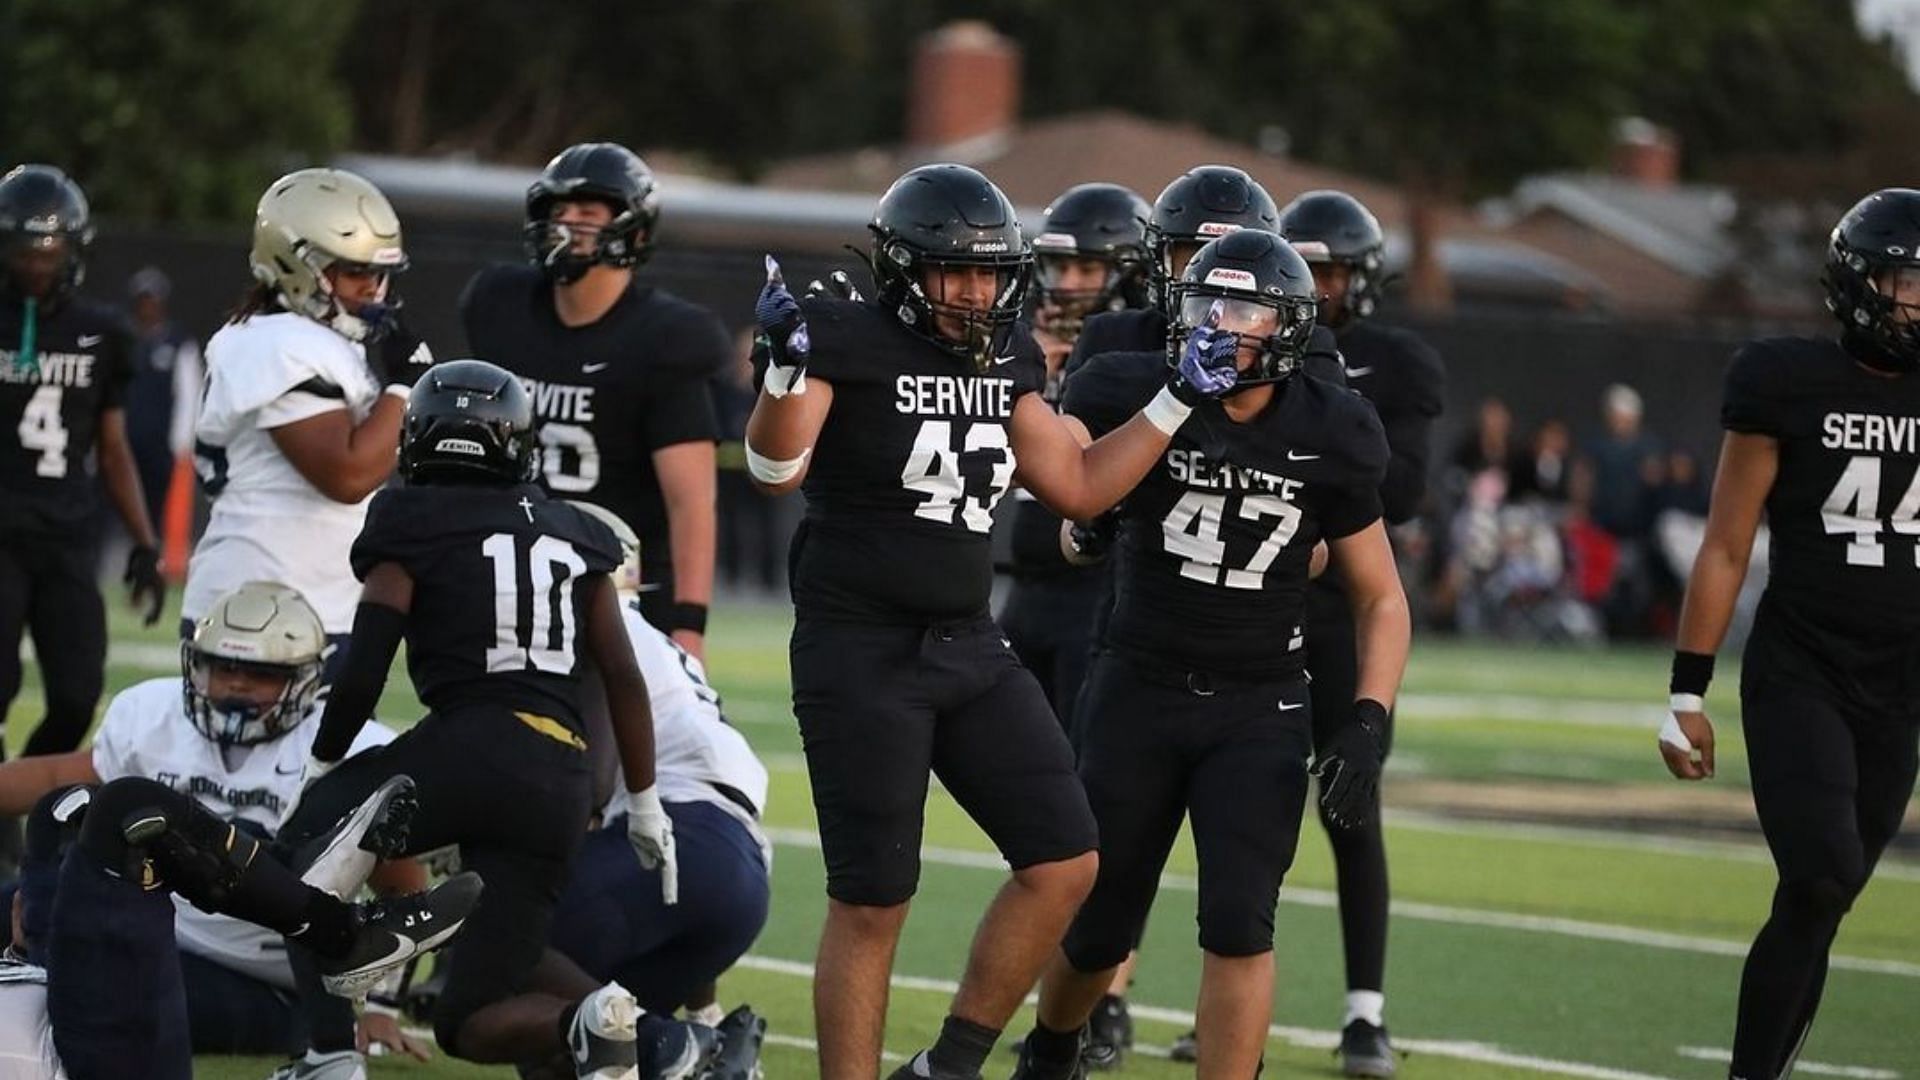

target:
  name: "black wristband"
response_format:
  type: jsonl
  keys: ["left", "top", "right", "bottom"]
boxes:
{"left": 1669, "top": 650, "right": 1715, "bottom": 696}
{"left": 671, "top": 602, "right": 709, "bottom": 635}
{"left": 1353, "top": 698, "right": 1390, "bottom": 730}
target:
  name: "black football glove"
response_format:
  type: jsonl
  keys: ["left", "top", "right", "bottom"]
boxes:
{"left": 1066, "top": 511, "right": 1119, "bottom": 564}
{"left": 805, "top": 269, "right": 864, "bottom": 303}
{"left": 755, "top": 256, "right": 810, "bottom": 397}
{"left": 370, "top": 315, "right": 434, "bottom": 391}
{"left": 123, "top": 544, "right": 166, "bottom": 627}
{"left": 1167, "top": 300, "right": 1240, "bottom": 405}
{"left": 1315, "top": 699, "right": 1387, "bottom": 829}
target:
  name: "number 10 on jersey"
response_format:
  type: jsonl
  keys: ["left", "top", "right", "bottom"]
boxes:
{"left": 481, "top": 533, "right": 586, "bottom": 673}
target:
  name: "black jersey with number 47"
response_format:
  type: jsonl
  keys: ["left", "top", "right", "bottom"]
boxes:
{"left": 1724, "top": 337, "right": 1920, "bottom": 650}
{"left": 352, "top": 483, "right": 621, "bottom": 726}
{"left": 790, "top": 297, "right": 1047, "bottom": 623}
{"left": 1065, "top": 351, "right": 1387, "bottom": 678}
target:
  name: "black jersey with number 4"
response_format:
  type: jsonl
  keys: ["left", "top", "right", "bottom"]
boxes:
{"left": 791, "top": 297, "right": 1046, "bottom": 623}
{"left": 1065, "top": 351, "right": 1386, "bottom": 678}
{"left": 0, "top": 296, "right": 133, "bottom": 539}
{"left": 460, "top": 265, "right": 731, "bottom": 588}
{"left": 352, "top": 483, "right": 622, "bottom": 726}
{"left": 1724, "top": 336, "right": 1920, "bottom": 703}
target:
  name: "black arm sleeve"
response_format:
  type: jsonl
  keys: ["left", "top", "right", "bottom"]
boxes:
{"left": 309, "top": 602, "right": 406, "bottom": 763}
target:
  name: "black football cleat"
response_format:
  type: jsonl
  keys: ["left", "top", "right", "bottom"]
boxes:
{"left": 1338, "top": 1019, "right": 1397, "bottom": 1078}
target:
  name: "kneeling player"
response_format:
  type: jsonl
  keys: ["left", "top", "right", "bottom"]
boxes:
{"left": 273, "top": 360, "right": 679, "bottom": 1079}
{"left": 0, "top": 780, "right": 476, "bottom": 1080}
{"left": 1661, "top": 189, "right": 1920, "bottom": 1080}
{"left": 1014, "top": 230, "right": 1409, "bottom": 1080}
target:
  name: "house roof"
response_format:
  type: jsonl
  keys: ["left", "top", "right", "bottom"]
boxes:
{"left": 1496, "top": 173, "right": 1740, "bottom": 279}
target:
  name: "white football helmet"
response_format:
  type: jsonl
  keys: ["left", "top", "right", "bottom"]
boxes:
{"left": 181, "top": 581, "right": 327, "bottom": 746}
{"left": 249, "top": 167, "right": 407, "bottom": 342}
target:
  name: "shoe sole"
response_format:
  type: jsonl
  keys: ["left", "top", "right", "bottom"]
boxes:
{"left": 302, "top": 775, "right": 418, "bottom": 899}
{"left": 574, "top": 984, "right": 642, "bottom": 1080}
{"left": 321, "top": 916, "right": 465, "bottom": 997}
{"left": 1342, "top": 1056, "right": 1395, "bottom": 1078}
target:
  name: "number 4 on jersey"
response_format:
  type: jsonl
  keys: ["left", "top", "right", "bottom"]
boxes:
{"left": 1821, "top": 454, "right": 1920, "bottom": 566}
{"left": 900, "top": 419, "right": 1013, "bottom": 533}
{"left": 16, "top": 386, "right": 67, "bottom": 478}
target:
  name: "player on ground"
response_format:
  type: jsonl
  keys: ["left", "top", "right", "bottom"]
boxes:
{"left": 0, "top": 581, "right": 423, "bottom": 1058}
{"left": 1280, "top": 189, "right": 1445, "bottom": 1077}
{"left": 0, "top": 164, "right": 165, "bottom": 784}
{"left": 748, "top": 163, "right": 1242, "bottom": 1080}
{"left": 999, "top": 183, "right": 1153, "bottom": 734}
{"left": 1660, "top": 189, "right": 1920, "bottom": 1080}
{"left": 272, "top": 359, "right": 682, "bottom": 1079}
{"left": 0, "top": 779, "right": 477, "bottom": 1080}
{"left": 187, "top": 168, "right": 433, "bottom": 678}
{"left": 462, "top": 142, "right": 730, "bottom": 659}
{"left": 1013, "top": 229, "right": 1408, "bottom": 1080}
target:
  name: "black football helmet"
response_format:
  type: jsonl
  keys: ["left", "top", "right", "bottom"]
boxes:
{"left": 1167, "top": 230, "right": 1319, "bottom": 387}
{"left": 1032, "top": 182, "right": 1152, "bottom": 339}
{"left": 1824, "top": 188, "right": 1920, "bottom": 373}
{"left": 0, "top": 165, "right": 94, "bottom": 303}
{"left": 399, "top": 359, "right": 539, "bottom": 485}
{"left": 1147, "top": 166, "right": 1280, "bottom": 309}
{"left": 869, "top": 163, "right": 1033, "bottom": 371}
{"left": 524, "top": 142, "right": 661, "bottom": 284}
{"left": 1279, "top": 190, "right": 1386, "bottom": 326}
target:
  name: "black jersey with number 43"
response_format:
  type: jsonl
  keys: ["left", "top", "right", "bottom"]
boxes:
{"left": 0, "top": 296, "right": 133, "bottom": 538}
{"left": 1065, "top": 351, "right": 1387, "bottom": 678}
{"left": 1725, "top": 337, "right": 1920, "bottom": 650}
{"left": 352, "top": 483, "right": 621, "bottom": 726}
{"left": 790, "top": 297, "right": 1047, "bottom": 623}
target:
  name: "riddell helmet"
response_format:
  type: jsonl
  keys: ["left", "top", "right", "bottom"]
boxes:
{"left": 250, "top": 168, "right": 408, "bottom": 342}
{"left": 869, "top": 163, "right": 1034, "bottom": 371}
{"left": 181, "top": 582, "right": 326, "bottom": 746}
{"left": 567, "top": 500, "right": 642, "bottom": 597}
{"left": 1031, "top": 183, "right": 1152, "bottom": 338}
{"left": 525, "top": 142, "right": 661, "bottom": 284}
{"left": 398, "top": 359, "right": 538, "bottom": 485}
{"left": 0, "top": 165, "right": 95, "bottom": 303}
{"left": 1824, "top": 188, "right": 1920, "bottom": 373}
{"left": 1279, "top": 190, "right": 1387, "bottom": 325}
{"left": 1167, "top": 230, "right": 1320, "bottom": 387}
{"left": 1147, "top": 166, "right": 1280, "bottom": 308}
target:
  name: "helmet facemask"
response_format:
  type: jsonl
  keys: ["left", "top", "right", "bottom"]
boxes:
{"left": 180, "top": 645, "right": 320, "bottom": 747}
{"left": 1292, "top": 243, "right": 1384, "bottom": 327}
{"left": 1033, "top": 249, "right": 1135, "bottom": 341}
{"left": 522, "top": 198, "right": 646, "bottom": 285}
{"left": 877, "top": 239, "right": 1033, "bottom": 373}
{"left": 1829, "top": 251, "right": 1920, "bottom": 373}
{"left": 1168, "top": 289, "right": 1319, "bottom": 389}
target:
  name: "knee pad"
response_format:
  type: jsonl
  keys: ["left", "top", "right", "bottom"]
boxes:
{"left": 80, "top": 778, "right": 259, "bottom": 910}
{"left": 1776, "top": 876, "right": 1857, "bottom": 930}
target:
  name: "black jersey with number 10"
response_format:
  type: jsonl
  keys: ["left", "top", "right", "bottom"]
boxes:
{"left": 352, "top": 483, "right": 622, "bottom": 726}
{"left": 789, "top": 297, "right": 1047, "bottom": 623}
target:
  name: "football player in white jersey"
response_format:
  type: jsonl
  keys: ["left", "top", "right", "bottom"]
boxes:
{"left": 184, "top": 168, "right": 433, "bottom": 673}
{"left": 520, "top": 502, "right": 770, "bottom": 1076}
{"left": 0, "top": 581, "right": 423, "bottom": 1061}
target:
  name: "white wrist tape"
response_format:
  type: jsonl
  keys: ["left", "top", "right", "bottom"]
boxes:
{"left": 1658, "top": 714, "right": 1694, "bottom": 753}
{"left": 1142, "top": 386, "right": 1193, "bottom": 436}
{"left": 383, "top": 384, "right": 411, "bottom": 400}
{"left": 745, "top": 441, "right": 811, "bottom": 485}
{"left": 1669, "top": 693, "right": 1705, "bottom": 714}
{"left": 763, "top": 361, "right": 807, "bottom": 398}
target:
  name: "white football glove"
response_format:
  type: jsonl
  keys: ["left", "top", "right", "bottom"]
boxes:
{"left": 625, "top": 786, "right": 679, "bottom": 905}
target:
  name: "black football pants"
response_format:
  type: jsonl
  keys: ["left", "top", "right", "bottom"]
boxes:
{"left": 0, "top": 537, "right": 106, "bottom": 757}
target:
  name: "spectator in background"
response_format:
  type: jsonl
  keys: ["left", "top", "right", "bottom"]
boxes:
{"left": 1510, "top": 418, "right": 1573, "bottom": 506}
{"left": 1581, "top": 383, "right": 1663, "bottom": 637}
{"left": 1450, "top": 396, "right": 1514, "bottom": 479}
{"left": 123, "top": 268, "right": 202, "bottom": 537}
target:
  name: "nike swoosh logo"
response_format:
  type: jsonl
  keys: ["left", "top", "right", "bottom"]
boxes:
{"left": 992, "top": 355, "right": 1017, "bottom": 366}
{"left": 1345, "top": 365, "right": 1374, "bottom": 377}
{"left": 274, "top": 763, "right": 302, "bottom": 776}
{"left": 582, "top": 362, "right": 610, "bottom": 373}
{"left": 1287, "top": 451, "right": 1320, "bottom": 462}
{"left": 1277, "top": 701, "right": 1305, "bottom": 711}
{"left": 77, "top": 334, "right": 103, "bottom": 347}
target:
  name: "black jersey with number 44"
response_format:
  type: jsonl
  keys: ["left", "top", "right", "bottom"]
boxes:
{"left": 0, "top": 296, "right": 133, "bottom": 539}
{"left": 1065, "top": 351, "right": 1387, "bottom": 678}
{"left": 1724, "top": 337, "right": 1920, "bottom": 701}
{"left": 790, "top": 297, "right": 1047, "bottom": 623}
{"left": 352, "top": 483, "right": 622, "bottom": 726}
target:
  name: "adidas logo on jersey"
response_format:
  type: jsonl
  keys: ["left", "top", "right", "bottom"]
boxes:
{"left": 434, "top": 437, "right": 486, "bottom": 457}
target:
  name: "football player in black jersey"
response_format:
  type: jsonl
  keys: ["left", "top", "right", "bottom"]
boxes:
{"left": 1280, "top": 189, "right": 1445, "bottom": 1076}
{"left": 0, "top": 165, "right": 166, "bottom": 777}
{"left": 462, "top": 142, "right": 731, "bottom": 660}
{"left": 1011, "top": 230, "right": 1408, "bottom": 1080}
{"left": 1662, "top": 190, "right": 1920, "bottom": 1080}
{"left": 748, "top": 163, "right": 1241, "bottom": 1080}
{"left": 272, "top": 360, "right": 686, "bottom": 1077}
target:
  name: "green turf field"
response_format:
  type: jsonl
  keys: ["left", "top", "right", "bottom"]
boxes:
{"left": 12, "top": 597, "right": 1918, "bottom": 1078}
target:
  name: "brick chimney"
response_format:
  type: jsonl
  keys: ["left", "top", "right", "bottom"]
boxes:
{"left": 1610, "top": 116, "right": 1680, "bottom": 188}
{"left": 907, "top": 21, "right": 1021, "bottom": 153}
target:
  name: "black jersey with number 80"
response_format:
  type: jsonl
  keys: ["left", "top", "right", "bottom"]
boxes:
{"left": 789, "top": 298, "right": 1046, "bottom": 623}
{"left": 352, "top": 483, "right": 621, "bottom": 724}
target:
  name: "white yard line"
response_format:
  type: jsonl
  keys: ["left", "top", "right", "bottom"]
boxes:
{"left": 733, "top": 954, "right": 1683, "bottom": 1080}
{"left": 763, "top": 827, "right": 1920, "bottom": 980}
{"left": 1677, "top": 1045, "right": 1899, "bottom": 1078}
